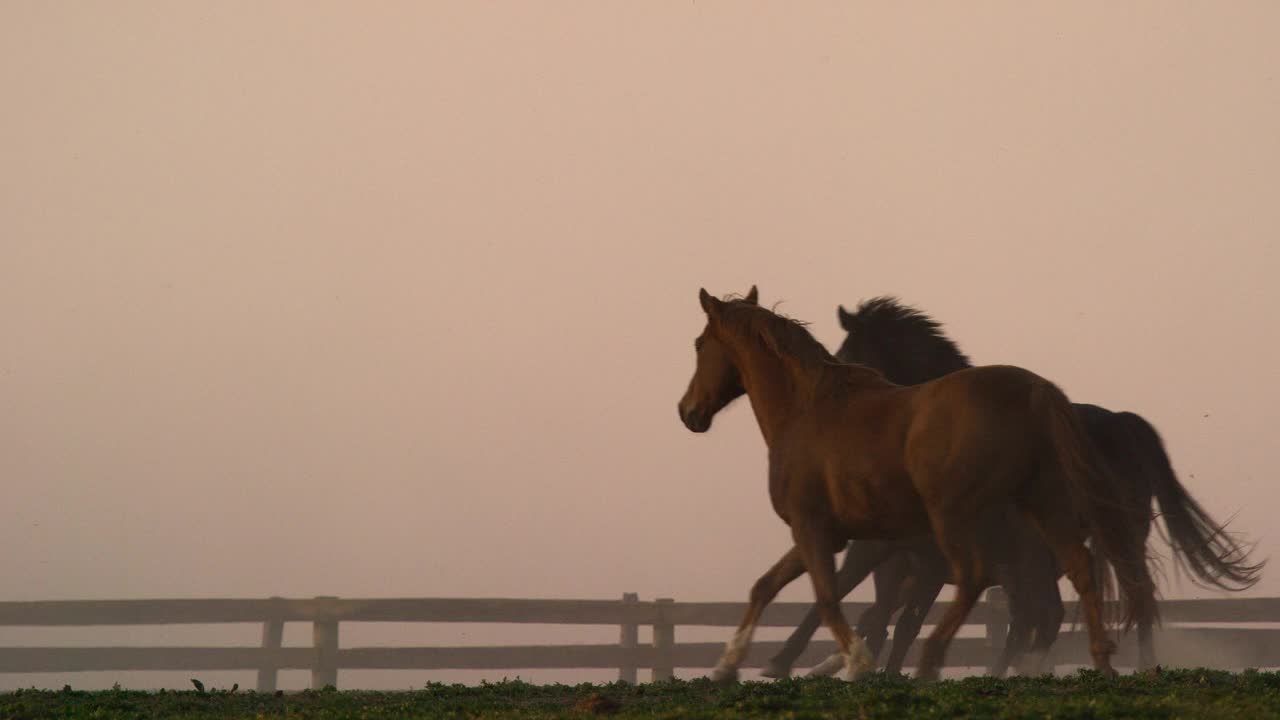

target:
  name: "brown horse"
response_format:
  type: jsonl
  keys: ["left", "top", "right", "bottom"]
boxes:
{"left": 769, "top": 297, "right": 1263, "bottom": 678}
{"left": 677, "top": 287, "right": 1155, "bottom": 681}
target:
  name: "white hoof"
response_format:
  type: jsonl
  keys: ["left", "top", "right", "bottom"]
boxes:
{"left": 806, "top": 653, "right": 845, "bottom": 677}
{"left": 710, "top": 665, "right": 738, "bottom": 683}
{"left": 842, "top": 646, "right": 876, "bottom": 682}
{"left": 759, "top": 660, "right": 792, "bottom": 679}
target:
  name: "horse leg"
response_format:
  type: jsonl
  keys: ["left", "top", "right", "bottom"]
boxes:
{"left": 794, "top": 524, "right": 875, "bottom": 681}
{"left": 1138, "top": 615, "right": 1156, "bottom": 671}
{"left": 916, "top": 517, "right": 988, "bottom": 681}
{"left": 994, "top": 613, "right": 1032, "bottom": 678}
{"left": 916, "top": 579, "right": 983, "bottom": 681}
{"left": 989, "top": 558, "right": 1055, "bottom": 677}
{"left": 884, "top": 571, "right": 945, "bottom": 675}
{"left": 808, "top": 563, "right": 902, "bottom": 678}
{"left": 1063, "top": 541, "right": 1118, "bottom": 675}
{"left": 857, "top": 563, "right": 900, "bottom": 660}
{"left": 710, "top": 545, "right": 807, "bottom": 683}
{"left": 1019, "top": 583, "right": 1064, "bottom": 676}
{"left": 1120, "top": 533, "right": 1158, "bottom": 672}
{"left": 988, "top": 567, "right": 1027, "bottom": 678}
{"left": 1018, "top": 498, "right": 1117, "bottom": 676}
{"left": 765, "top": 540, "right": 893, "bottom": 679}
{"left": 1007, "top": 521, "right": 1066, "bottom": 677}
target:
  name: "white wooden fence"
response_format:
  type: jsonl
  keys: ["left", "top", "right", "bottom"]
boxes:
{"left": 3, "top": 592, "right": 1279, "bottom": 689}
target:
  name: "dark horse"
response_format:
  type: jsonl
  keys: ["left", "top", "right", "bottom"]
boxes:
{"left": 765, "top": 297, "right": 1263, "bottom": 677}
{"left": 678, "top": 287, "right": 1157, "bottom": 680}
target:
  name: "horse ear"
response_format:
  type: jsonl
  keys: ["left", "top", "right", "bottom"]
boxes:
{"left": 837, "top": 305, "right": 855, "bottom": 330}
{"left": 699, "top": 288, "right": 721, "bottom": 317}
{"left": 745, "top": 285, "right": 758, "bottom": 304}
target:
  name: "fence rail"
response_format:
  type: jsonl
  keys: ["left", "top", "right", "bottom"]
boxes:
{"left": 3, "top": 593, "right": 1280, "bottom": 689}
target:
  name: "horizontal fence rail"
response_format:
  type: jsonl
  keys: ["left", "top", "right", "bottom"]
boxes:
{"left": 3, "top": 593, "right": 1280, "bottom": 689}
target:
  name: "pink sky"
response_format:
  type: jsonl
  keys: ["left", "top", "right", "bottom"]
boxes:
{"left": 2, "top": 1, "right": 1278, "bottom": 689}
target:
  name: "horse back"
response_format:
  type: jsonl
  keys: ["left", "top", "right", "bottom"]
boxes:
{"left": 898, "top": 365, "right": 1053, "bottom": 506}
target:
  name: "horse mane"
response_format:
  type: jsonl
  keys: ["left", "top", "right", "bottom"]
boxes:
{"left": 719, "top": 299, "right": 835, "bottom": 365}
{"left": 840, "top": 297, "right": 973, "bottom": 385}
{"left": 718, "top": 299, "right": 891, "bottom": 394}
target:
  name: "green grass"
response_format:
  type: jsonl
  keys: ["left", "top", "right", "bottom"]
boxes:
{"left": 5, "top": 670, "right": 1280, "bottom": 719}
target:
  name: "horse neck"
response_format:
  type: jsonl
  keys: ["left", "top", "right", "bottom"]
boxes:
{"left": 732, "top": 344, "right": 820, "bottom": 448}
{"left": 890, "top": 352, "right": 969, "bottom": 385}
{"left": 866, "top": 340, "right": 971, "bottom": 385}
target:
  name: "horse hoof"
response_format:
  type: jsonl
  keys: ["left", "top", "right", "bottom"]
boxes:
{"left": 806, "top": 653, "right": 845, "bottom": 677}
{"left": 1090, "top": 662, "right": 1118, "bottom": 679}
{"left": 842, "top": 649, "right": 876, "bottom": 682}
{"left": 1017, "top": 651, "right": 1050, "bottom": 678}
{"left": 842, "top": 661, "right": 874, "bottom": 682}
{"left": 1090, "top": 640, "right": 1118, "bottom": 678}
{"left": 710, "top": 665, "right": 738, "bottom": 684}
{"left": 915, "top": 666, "right": 941, "bottom": 682}
{"left": 759, "top": 660, "right": 791, "bottom": 679}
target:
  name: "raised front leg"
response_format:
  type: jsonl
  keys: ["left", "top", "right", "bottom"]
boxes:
{"left": 711, "top": 546, "right": 807, "bottom": 683}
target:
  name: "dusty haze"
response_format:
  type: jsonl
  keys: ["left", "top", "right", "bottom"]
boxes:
{"left": 3, "top": 1, "right": 1278, "bottom": 689}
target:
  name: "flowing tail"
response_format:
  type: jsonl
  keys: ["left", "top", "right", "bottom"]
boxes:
{"left": 1035, "top": 382, "right": 1155, "bottom": 631}
{"left": 1117, "top": 412, "right": 1265, "bottom": 591}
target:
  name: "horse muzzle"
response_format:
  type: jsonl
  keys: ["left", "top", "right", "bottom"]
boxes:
{"left": 678, "top": 403, "right": 712, "bottom": 433}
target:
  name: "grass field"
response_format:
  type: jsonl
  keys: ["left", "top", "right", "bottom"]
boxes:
{"left": 4, "top": 669, "right": 1279, "bottom": 719}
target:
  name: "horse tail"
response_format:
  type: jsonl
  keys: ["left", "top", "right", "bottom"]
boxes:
{"left": 1033, "top": 381, "right": 1154, "bottom": 631}
{"left": 1118, "top": 412, "right": 1265, "bottom": 591}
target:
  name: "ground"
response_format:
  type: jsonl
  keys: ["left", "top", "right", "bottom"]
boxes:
{"left": 3, "top": 669, "right": 1280, "bottom": 719}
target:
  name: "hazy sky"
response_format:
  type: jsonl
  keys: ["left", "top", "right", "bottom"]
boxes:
{"left": 3, "top": 1, "right": 1279, "bottom": 688}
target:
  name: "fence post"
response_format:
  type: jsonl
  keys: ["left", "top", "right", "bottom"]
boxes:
{"left": 256, "top": 596, "right": 285, "bottom": 693}
{"left": 652, "top": 597, "right": 675, "bottom": 682}
{"left": 619, "top": 593, "right": 639, "bottom": 684}
{"left": 312, "top": 596, "right": 339, "bottom": 690}
{"left": 984, "top": 587, "right": 1008, "bottom": 675}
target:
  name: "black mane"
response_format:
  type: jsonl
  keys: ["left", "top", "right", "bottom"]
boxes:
{"left": 836, "top": 296, "right": 973, "bottom": 386}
